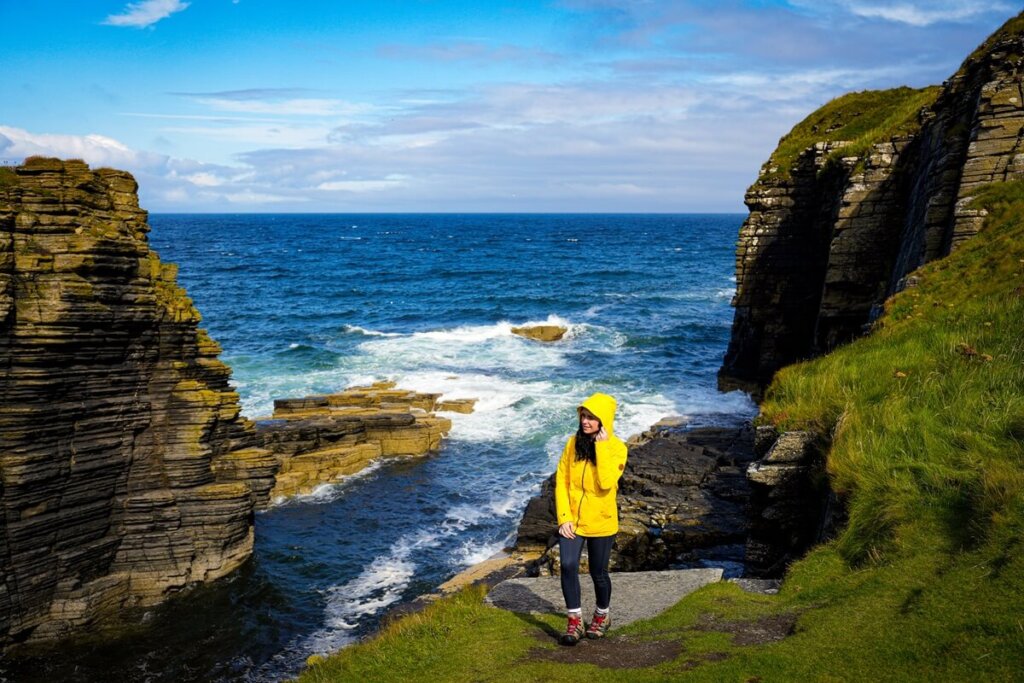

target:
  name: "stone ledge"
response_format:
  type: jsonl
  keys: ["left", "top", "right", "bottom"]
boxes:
{"left": 486, "top": 568, "right": 723, "bottom": 626}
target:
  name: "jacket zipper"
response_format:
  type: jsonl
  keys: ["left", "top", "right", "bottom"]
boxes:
{"left": 575, "top": 460, "right": 588, "bottom": 529}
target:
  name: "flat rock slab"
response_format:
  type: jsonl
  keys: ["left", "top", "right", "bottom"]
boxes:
{"left": 486, "top": 568, "right": 723, "bottom": 626}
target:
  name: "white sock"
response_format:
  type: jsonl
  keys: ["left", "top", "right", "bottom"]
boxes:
{"left": 595, "top": 607, "right": 609, "bottom": 616}
{"left": 568, "top": 608, "right": 582, "bottom": 618}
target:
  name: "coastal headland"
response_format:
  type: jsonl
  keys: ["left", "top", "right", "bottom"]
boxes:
{"left": 0, "top": 9, "right": 1023, "bottom": 682}
{"left": 0, "top": 161, "right": 468, "bottom": 647}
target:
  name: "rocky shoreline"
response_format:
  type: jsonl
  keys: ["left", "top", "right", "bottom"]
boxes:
{"left": 391, "top": 417, "right": 828, "bottom": 625}
{"left": 0, "top": 159, "right": 473, "bottom": 647}
{"left": 395, "top": 421, "right": 811, "bottom": 614}
{"left": 719, "top": 17, "right": 1024, "bottom": 393}
{"left": 254, "top": 380, "right": 467, "bottom": 502}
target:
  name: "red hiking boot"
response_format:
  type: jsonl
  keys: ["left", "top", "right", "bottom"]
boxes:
{"left": 561, "top": 614, "right": 584, "bottom": 645}
{"left": 586, "top": 611, "right": 610, "bottom": 639}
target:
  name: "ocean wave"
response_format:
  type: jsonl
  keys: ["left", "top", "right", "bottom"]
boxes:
{"left": 672, "top": 388, "right": 757, "bottom": 422}
{"left": 451, "top": 531, "right": 517, "bottom": 568}
{"left": 304, "top": 517, "right": 469, "bottom": 654}
{"left": 341, "top": 324, "right": 402, "bottom": 338}
{"left": 304, "top": 557, "right": 416, "bottom": 653}
{"left": 443, "top": 477, "right": 540, "bottom": 531}
{"left": 265, "top": 459, "right": 391, "bottom": 509}
{"left": 406, "top": 314, "right": 578, "bottom": 343}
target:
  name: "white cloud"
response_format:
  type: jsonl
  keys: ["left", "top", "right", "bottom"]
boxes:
{"left": 705, "top": 64, "right": 910, "bottom": 101}
{"left": 184, "top": 172, "right": 225, "bottom": 187}
{"left": 316, "top": 175, "right": 411, "bottom": 193}
{"left": 194, "top": 97, "right": 374, "bottom": 117}
{"left": 820, "top": 1, "right": 1011, "bottom": 27}
{"left": 0, "top": 125, "right": 165, "bottom": 169}
{"left": 159, "top": 123, "right": 332, "bottom": 147}
{"left": 223, "top": 190, "right": 299, "bottom": 204}
{"left": 103, "top": 0, "right": 190, "bottom": 28}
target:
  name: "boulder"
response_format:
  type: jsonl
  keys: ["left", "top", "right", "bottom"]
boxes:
{"left": 510, "top": 324, "right": 567, "bottom": 342}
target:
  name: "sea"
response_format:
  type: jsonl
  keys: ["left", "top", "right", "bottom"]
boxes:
{"left": 1, "top": 214, "right": 756, "bottom": 682}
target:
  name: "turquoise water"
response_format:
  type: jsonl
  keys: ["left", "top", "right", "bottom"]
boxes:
{"left": 3, "top": 214, "right": 755, "bottom": 682}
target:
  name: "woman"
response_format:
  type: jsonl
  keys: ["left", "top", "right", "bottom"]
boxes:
{"left": 554, "top": 392, "right": 629, "bottom": 645}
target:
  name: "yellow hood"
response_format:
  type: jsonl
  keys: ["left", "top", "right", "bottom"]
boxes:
{"left": 578, "top": 393, "right": 617, "bottom": 438}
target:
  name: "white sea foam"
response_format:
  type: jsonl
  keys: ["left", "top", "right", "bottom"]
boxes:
{"left": 341, "top": 324, "right": 401, "bottom": 338}
{"left": 393, "top": 370, "right": 554, "bottom": 442}
{"left": 303, "top": 557, "right": 416, "bottom": 653}
{"left": 265, "top": 459, "right": 390, "bottom": 509}
{"left": 674, "top": 388, "right": 757, "bottom": 420}
{"left": 451, "top": 530, "right": 517, "bottom": 567}
{"left": 443, "top": 479, "right": 540, "bottom": 531}
{"left": 305, "top": 526, "right": 450, "bottom": 653}
{"left": 236, "top": 365, "right": 355, "bottom": 419}
{"left": 350, "top": 315, "right": 586, "bottom": 378}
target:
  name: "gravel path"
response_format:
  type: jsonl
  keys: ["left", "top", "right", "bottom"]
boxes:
{"left": 485, "top": 568, "right": 723, "bottom": 625}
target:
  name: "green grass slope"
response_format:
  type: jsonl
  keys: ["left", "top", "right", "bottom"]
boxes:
{"left": 298, "top": 181, "right": 1024, "bottom": 681}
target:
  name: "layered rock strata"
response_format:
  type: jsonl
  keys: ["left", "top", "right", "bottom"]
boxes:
{"left": 0, "top": 158, "right": 277, "bottom": 645}
{"left": 514, "top": 426, "right": 754, "bottom": 575}
{"left": 256, "top": 381, "right": 461, "bottom": 501}
{"left": 720, "top": 14, "right": 1024, "bottom": 393}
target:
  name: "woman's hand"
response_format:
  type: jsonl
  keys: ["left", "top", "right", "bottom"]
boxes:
{"left": 558, "top": 522, "right": 576, "bottom": 539}
{"left": 595, "top": 427, "right": 609, "bottom": 442}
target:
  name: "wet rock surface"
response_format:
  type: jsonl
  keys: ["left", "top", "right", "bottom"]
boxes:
{"left": 254, "top": 381, "right": 461, "bottom": 501}
{"left": 510, "top": 324, "right": 567, "bottom": 342}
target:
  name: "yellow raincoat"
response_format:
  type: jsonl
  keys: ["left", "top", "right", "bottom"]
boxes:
{"left": 554, "top": 393, "right": 629, "bottom": 537}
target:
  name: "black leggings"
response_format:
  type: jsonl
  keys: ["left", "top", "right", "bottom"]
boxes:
{"left": 558, "top": 533, "right": 615, "bottom": 611}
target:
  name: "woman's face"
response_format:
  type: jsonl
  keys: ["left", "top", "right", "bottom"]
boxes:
{"left": 579, "top": 408, "right": 601, "bottom": 435}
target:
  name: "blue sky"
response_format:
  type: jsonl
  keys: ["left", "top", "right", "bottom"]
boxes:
{"left": 0, "top": 1, "right": 1017, "bottom": 212}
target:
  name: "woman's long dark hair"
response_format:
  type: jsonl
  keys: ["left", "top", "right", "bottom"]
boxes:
{"left": 574, "top": 418, "right": 600, "bottom": 463}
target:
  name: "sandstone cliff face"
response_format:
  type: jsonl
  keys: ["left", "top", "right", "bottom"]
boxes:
{"left": 0, "top": 158, "right": 277, "bottom": 645}
{"left": 720, "top": 14, "right": 1024, "bottom": 393}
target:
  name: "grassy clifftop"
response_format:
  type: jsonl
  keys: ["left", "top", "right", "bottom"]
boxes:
{"left": 762, "top": 85, "right": 940, "bottom": 180}
{"left": 298, "top": 181, "right": 1024, "bottom": 680}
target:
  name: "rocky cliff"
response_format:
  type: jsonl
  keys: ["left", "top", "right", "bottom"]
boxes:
{"left": 719, "top": 13, "right": 1024, "bottom": 393}
{"left": 0, "top": 158, "right": 278, "bottom": 645}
